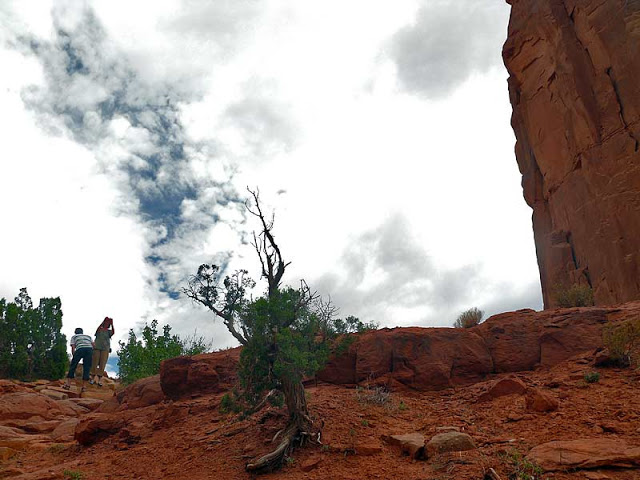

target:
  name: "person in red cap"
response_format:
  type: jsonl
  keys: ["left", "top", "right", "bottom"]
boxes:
{"left": 89, "top": 317, "right": 114, "bottom": 386}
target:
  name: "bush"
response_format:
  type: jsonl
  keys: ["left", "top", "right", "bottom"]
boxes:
{"left": 554, "top": 283, "right": 595, "bottom": 307}
{"left": 603, "top": 318, "right": 640, "bottom": 367}
{"left": 117, "top": 320, "right": 211, "bottom": 384}
{"left": 219, "top": 392, "right": 242, "bottom": 414}
{"left": 584, "top": 371, "right": 600, "bottom": 383}
{"left": 453, "top": 307, "right": 484, "bottom": 329}
{"left": 356, "top": 384, "right": 391, "bottom": 406}
{"left": 0, "top": 288, "right": 68, "bottom": 380}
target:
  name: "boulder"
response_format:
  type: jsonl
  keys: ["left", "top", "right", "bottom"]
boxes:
{"left": 50, "top": 418, "right": 80, "bottom": 442}
{"left": 382, "top": 433, "right": 425, "bottom": 459}
{"left": 39, "top": 389, "right": 68, "bottom": 401}
{"left": 525, "top": 389, "right": 559, "bottom": 413}
{"left": 0, "top": 426, "right": 49, "bottom": 451}
{"left": 19, "top": 420, "right": 62, "bottom": 434}
{"left": 0, "top": 393, "right": 79, "bottom": 421}
{"left": 68, "top": 398, "right": 104, "bottom": 411}
{"left": 477, "top": 377, "right": 527, "bottom": 402}
{"left": 160, "top": 349, "right": 240, "bottom": 400}
{"left": 74, "top": 413, "right": 125, "bottom": 446}
{"left": 117, "top": 375, "right": 164, "bottom": 409}
{"left": 504, "top": 0, "right": 640, "bottom": 307}
{"left": 527, "top": 439, "right": 640, "bottom": 472}
{"left": 0, "top": 380, "right": 28, "bottom": 395}
{"left": 425, "top": 432, "right": 476, "bottom": 458}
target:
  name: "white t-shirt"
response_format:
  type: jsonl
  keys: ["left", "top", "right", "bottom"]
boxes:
{"left": 70, "top": 334, "right": 93, "bottom": 350}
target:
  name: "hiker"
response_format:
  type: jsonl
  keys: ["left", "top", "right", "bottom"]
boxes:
{"left": 63, "top": 328, "right": 94, "bottom": 393}
{"left": 90, "top": 317, "right": 114, "bottom": 387}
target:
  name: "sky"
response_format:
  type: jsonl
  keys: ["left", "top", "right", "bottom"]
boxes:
{"left": 0, "top": 0, "right": 543, "bottom": 372}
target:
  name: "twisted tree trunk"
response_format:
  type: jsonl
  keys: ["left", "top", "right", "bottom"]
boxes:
{"left": 245, "top": 376, "right": 314, "bottom": 472}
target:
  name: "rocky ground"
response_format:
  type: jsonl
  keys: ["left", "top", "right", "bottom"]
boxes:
{"left": 2, "top": 305, "right": 640, "bottom": 479}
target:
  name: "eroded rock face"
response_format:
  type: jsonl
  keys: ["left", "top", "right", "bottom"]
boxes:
{"left": 159, "top": 302, "right": 640, "bottom": 396}
{"left": 503, "top": 0, "right": 640, "bottom": 307}
{"left": 160, "top": 348, "right": 240, "bottom": 399}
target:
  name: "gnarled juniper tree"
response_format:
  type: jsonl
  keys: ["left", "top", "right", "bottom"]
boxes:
{"left": 184, "top": 188, "right": 335, "bottom": 472}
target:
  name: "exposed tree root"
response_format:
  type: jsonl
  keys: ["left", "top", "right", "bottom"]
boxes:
{"left": 245, "top": 422, "right": 299, "bottom": 472}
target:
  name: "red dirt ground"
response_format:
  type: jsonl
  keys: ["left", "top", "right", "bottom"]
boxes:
{"left": 4, "top": 352, "right": 640, "bottom": 480}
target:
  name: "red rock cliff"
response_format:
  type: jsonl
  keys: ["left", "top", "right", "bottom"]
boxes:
{"left": 503, "top": 0, "right": 640, "bottom": 307}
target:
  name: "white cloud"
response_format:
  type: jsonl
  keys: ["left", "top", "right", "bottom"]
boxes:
{"left": 0, "top": 0, "right": 542, "bottom": 359}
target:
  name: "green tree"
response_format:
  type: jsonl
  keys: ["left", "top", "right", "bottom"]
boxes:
{"left": 184, "top": 188, "right": 373, "bottom": 472}
{"left": 0, "top": 288, "right": 68, "bottom": 380}
{"left": 117, "top": 319, "right": 210, "bottom": 385}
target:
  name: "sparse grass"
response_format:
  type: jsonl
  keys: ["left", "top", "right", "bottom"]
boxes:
{"left": 584, "top": 371, "right": 600, "bottom": 383}
{"left": 356, "top": 384, "right": 391, "bottom": 406}
{"left": 500, "top": 449, "right": 544, "bottom": 480}
{"left": 63, "top": 470, "right": 84, "bottom": 480}
{"left": 360, "top": 419, "right": 369, "bottom": 427}
{"left": 284, "top": 456, "right": 295, "bottom": 466}
{"left": 321, "top": 444, "right": 330, "bottom": 452}
{"left": 47, "top": 443, "right": 67, "bottom": 454}
{"left": 398, "top": 400, "right": 409, "bottom": 411}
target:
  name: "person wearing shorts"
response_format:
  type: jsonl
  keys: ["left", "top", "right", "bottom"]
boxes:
{"left": 90, "top": 317, "right": 114, "bottom": 386}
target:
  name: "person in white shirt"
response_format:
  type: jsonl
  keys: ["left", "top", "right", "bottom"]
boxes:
{"left": 63, "top": 328, "right": 95, "bottom": 394}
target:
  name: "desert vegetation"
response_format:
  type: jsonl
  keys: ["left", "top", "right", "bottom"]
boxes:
{"left": 453, "top": 307, "right": 484, "bottom": 328}
{"left": 553, "top": 283, "right": 595, "bottom": 308}
{"left": 184, "top": 188, "right": 373, "bottom": 472}
{"left": 603, "top": 317, "right": 640, "bottom": 368}
{"left": 0, "top": 288, "right": 68, "bottom": 380}
{"left": 117, "top": 319, "right": 210, "bottom": 385}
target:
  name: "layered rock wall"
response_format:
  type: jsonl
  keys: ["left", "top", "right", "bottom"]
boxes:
{"left": 503, "top": 0, "right": 640, "bottom": 307}
{"left": 160, "top": 302, "right": 640, "bottom": 397}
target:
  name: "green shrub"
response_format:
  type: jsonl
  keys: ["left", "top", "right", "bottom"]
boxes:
{"left": 0, "top": 288, "right": 68, "bottom": 381}
{"left": 453, "top": 307, "right": 484, "bottom": 328}
{"left": 603, "top": 318, "right": 640, "bottom": 367}
{"left": 219, "top": 392, "right": 242, "bottom": 414}
{"left": 501, "top": 449, "right": 543, "bottom": 480}
{"left": 63, "top": 470, "right": 84, "bottom": 480}
{"left": 584, "top": 371, "right": 600, "bottom": 383}
{"left": 554, "top": 283, "right": 595, "bottom": 308}
{"left": 117, "top": 320, "right": 211, "bottom": 384}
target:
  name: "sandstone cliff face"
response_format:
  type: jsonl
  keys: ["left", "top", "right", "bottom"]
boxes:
{"left": 160, "top": 302, "right": 640, "bottom": 397}
{"left": 503, "top": 0, "right": 640, "bottom": 307}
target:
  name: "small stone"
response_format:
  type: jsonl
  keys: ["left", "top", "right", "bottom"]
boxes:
{"left": 425, "top": 432, "right": 476, "bottom": 458}
{"left": 478, "top": 378, "right": 527, "bottom": 402}
{"left": 525, "top": 389, "right": 559, "bottom": 413}
{"left": 584, "top": 472, "right": 611, "bottom": 479}
{"left": 300, "top": 456, "right": 322, "bottom": 472}
{"left": 436, "top": 426, "right": 460, "bottom": 433}
{"left": 506, "top": 413, "right": 524, "bottom": 422}
{"left": 355, "top": 443, "right": 383, "bottom": 456}
{"left": 382, "top": 433, "right": 425, "bottom": 459}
